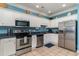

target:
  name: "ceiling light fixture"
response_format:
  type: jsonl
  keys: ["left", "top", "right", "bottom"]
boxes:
{"left": 48, "top": 10, "right": 52, "bottom": 13}
{"left": 62, "top": 4, "right": 66, "bottom": 7}
{"left": 36, "top": 5, "right": 40, "bottom": 8}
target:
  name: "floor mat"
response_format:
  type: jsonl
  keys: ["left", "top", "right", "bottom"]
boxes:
{"left": 45, "top": 43, "right": 54, "bottom": 48}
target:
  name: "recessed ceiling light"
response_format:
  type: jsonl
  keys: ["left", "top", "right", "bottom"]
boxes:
{"left": 36, "top": 5, "right": 40, "bottom": 8}
{"left": 62, "top": 4, "right": 66, "bottom": 7}
{"left": 48, "top": 11, "right": 52, "bottom": 13}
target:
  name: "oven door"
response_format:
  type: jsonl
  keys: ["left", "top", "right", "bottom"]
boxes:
{"left": 16, "top": 36, "right": 31, "bottom": 50}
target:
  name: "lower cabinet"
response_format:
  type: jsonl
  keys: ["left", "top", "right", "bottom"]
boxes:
{"left": 44, "top": 34, "right": 52, "bottom": 45}
{"left": 0, "top": 37, "right": 16, "bottom": 56}
{"left": 44, "top": 33, "right": 58, "bottom": 45}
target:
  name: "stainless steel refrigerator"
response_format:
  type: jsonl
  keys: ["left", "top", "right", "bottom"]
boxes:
{"left": 58, "top": 20, "right": 77, "bottom": 51}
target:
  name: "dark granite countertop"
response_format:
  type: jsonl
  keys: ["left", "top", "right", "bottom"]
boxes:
{"left": 0, "top": 26, "right": 58, "bottom": 39}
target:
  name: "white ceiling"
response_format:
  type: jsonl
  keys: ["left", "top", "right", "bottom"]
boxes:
{"left": 16, "top": 3, "right": 76, "bottom": 16}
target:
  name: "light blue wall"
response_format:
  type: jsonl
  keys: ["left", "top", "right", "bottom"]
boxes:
{"left": 77, "top": 4, "right": 79, "bottom": 51}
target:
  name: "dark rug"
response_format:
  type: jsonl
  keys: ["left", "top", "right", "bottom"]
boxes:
{"left": 45, "top": 43, "right": 54, "bottom": 48}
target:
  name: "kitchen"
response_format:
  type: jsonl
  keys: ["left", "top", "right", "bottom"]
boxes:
{"left": 0, "top": 3, "right": 79, "bottom": 56}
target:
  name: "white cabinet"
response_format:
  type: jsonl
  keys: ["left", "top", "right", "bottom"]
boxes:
{"left": 50, "top": 14, "right": 77, "bottom": 28}
{"left": 0, "top": 37, "right": 16, "bottom": 56}
{"left": 0, "top": 9, "right": 15, "bottom": 26}
{"left": 1, "top": 19, "right": 15, "bottom": 26}
{"left": 0, "top": 20, "right": 2, "bottom": 26}
{"left": 32, "top": 35, "right": 37, "bottom": 49}
{"left": 44, "top": 34, "right": 51, "bottom": 45}
{"left": 44, "top": 33, "right": 58, "bottom": 45}
{"left": 1, "top": 13, "right": 14, "bottom": 26}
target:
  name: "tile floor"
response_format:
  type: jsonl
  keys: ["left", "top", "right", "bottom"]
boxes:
{"left": 22, "top": 46, "right": 77, "bottom": 56}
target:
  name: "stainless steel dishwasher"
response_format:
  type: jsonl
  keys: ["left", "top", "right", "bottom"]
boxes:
{"left": 36, "top": 34, "right": 43, "bottom": 48}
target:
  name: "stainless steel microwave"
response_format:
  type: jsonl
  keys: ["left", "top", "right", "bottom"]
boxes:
{"left": 15, "top": 20, "right": 30, "bottom": 27}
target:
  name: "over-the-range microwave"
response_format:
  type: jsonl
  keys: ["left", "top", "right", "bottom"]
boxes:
{"left": 15, "top": 20, "right": 30, "bottom": 27}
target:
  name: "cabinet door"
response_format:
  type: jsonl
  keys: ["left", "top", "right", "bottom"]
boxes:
{"left": 0, "top": 9, "right": 15, "bottom": 26}
{"left": 0, "top": 40, "right": 4, "bottom": 55}
{"left": 44, "top": 34, "right": 51, "bottom": 45}
{"left": 2, "top": 19, "right": 15, "bottom": 26}
{"left": 0, "top": 38, "right": 16, "bottom": 56}
{"left": 44, "top": 34, "right": 58, "bottom": 45}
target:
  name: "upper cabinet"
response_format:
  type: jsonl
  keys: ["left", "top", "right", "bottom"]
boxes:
{"left": 50, "top": 14, "right": 77, "bottom": 28}
{"left": 0, "top": 9, "right": 15, "bottom": 26}
{"left": 0, "top": 8, "right": 49, "bottom": 27}
{"left": 29, "top": 15, "right": 49, "bottom": 27}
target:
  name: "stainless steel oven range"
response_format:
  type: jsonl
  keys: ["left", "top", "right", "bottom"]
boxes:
{"left": 14, "top": 28, "right": 32, "bottom": 55}
{"left": 16, "top": 35, "right": 32, "bottom": 56}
